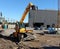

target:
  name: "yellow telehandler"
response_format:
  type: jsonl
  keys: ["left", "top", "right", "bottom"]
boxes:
{"left": 13, "top": 3, "right": 36, "bottom": 42}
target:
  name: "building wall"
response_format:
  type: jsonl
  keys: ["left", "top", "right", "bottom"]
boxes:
{"left": 0, "top": 12, "right": 5, "bottom": 22}
{"left": 0, "top": 17, "right": 5, "bottom": 22}
{"left": 8, "top": 24, "right": 15, "bottom": 29}
{"left": 29, "top": 10, "right": 58, "bottom": 27}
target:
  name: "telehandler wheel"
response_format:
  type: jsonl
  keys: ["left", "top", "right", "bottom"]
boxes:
{"left": 17, "top": 34, "right": 21, "bottom": 42}
{"left": 17, "top": 33, "right": 24, "bottom": 42}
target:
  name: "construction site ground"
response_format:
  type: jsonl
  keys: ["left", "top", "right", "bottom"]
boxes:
{"left": 0, "top": 29, "right": 60, "bottom": 49}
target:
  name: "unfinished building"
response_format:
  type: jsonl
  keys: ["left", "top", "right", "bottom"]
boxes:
{"left": 29, "top": 10, "right": 58, "bottom": 27}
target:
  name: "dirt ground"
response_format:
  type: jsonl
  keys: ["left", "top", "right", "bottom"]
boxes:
{"left": 0, "top": 29, "right": 60, "bottom": 49}
{"left": 0, "top": 34, "right": 60, "bottom": 49}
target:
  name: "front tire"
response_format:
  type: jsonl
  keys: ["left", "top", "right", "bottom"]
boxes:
{"left": 17, "top": 34, "right": 21, "bottom": 42}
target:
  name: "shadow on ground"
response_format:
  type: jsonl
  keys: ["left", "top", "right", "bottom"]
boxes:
{"left": 0, "top": 34, "right": 19, "bottom": 43}
{"left": 30, "top": 46, "right": 60, "bottom": 49}
{"left": 43, "top": 46, "right": 60, "bottom": 49}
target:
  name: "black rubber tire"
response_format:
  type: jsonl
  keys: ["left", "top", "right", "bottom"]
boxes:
{"left": 17, "top": 34, "right": 21, "bottom": 42}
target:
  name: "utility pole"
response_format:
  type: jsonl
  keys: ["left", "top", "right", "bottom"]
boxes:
{"left": 57, "top": 0, "right": 60, "bottom": 33}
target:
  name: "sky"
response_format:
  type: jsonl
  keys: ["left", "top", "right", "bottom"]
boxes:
{"left": 0, "top": 0, "right": 58, "bottom": 22}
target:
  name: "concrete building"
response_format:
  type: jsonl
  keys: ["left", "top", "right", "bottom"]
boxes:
{"left": 0, "top": 12, "right": 8, "bottom": 24}
{"left": 29, "top": 10, "right": 58, "bottom": 27}
{"left": 0, "top": 12, "right": 5, "bottom": 23}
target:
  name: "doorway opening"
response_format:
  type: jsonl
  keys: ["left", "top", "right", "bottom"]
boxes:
{"left": 33, "top": 23, "right": 44, "bottom": 27}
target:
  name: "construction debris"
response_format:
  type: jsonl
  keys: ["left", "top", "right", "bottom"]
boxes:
{"left": 0, "top": 33, "right": 60, "bottom": 49}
